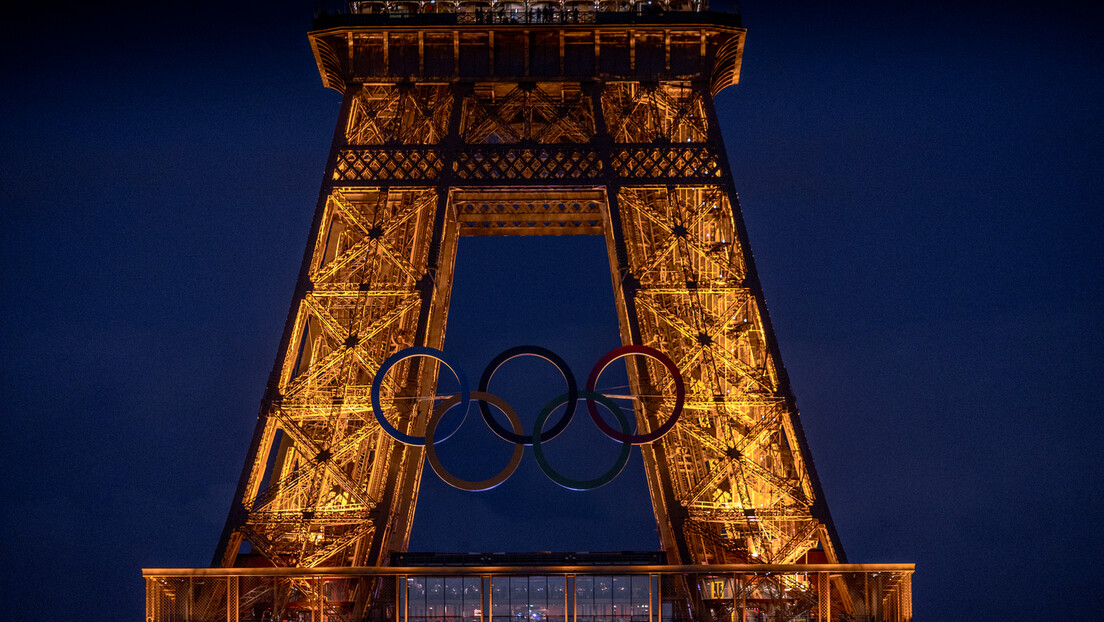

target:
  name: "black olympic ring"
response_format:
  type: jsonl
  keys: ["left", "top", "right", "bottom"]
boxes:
{"left": 478, "top": 345, "right": 577, "bottom": 445}
{"left": 370, "top": 344, "right": 685, "bottom": 491}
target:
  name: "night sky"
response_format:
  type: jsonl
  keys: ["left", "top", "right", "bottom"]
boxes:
{"left": 2, "top": 1, "right": 1102, "bottom": 619}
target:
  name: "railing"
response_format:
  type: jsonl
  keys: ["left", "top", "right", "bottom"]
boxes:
{"left": 455, "top": 8, "right": 599, "bottom": 25}
{"left": 345, "top": 0, "right": 712, "bottom": 17}
{"left": 144, "top": 563, "right": 913, "bottom": 622}
{"left": 310, "top": 0, "right": 742, "bottom": 29}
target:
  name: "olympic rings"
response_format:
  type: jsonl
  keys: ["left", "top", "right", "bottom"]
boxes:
{"left": 368, "top": 344, "right": 684, "bottom": 490}
{"left": 531, "top": 391, "right": 632, "bottom": 491}
{"left": 372, "top": 346, "right": 469, "bottom": 446}
{"left": 585, "top": 345, "right": 685, "bottom": 444}
{"left": 425, "top": 392, "right": 525, "bottom": 491}
{"left": 478, "top": 345, "right": 577, "bottom": 445}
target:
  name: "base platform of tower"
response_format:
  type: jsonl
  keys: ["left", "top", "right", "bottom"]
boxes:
{"left": 145, "top": 1, "right": 912, "bottom": 620}
{"left": 144, "top": 559, "right": 914, "bottom": 622}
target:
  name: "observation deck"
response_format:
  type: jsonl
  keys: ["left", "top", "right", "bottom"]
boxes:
{"left": 145, "top": 562, "right": 914, "bottom": 622}
{"left": 309, "top": 1, "right": 745, "bottom": 94}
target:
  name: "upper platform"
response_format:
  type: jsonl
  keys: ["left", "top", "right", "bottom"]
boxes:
{"left": 309, "top": 3, "right": 744, "bottom": 95}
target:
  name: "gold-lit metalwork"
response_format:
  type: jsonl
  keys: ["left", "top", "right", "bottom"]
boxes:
{"left": 209, "top": 2, "right": 898, "bottom": 618}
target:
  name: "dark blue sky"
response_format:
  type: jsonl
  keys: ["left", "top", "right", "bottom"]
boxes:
{"left": 2, "top": 1, "right": 1102, "bottom": 619}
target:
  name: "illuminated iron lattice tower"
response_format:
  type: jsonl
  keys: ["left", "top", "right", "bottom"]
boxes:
{"left": 215, "top": 0, "right": 845, "bottom": 582}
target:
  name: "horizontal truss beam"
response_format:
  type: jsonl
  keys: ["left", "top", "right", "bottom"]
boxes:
{"left": 332, "top": 143, "right": 725, "bottom": 186}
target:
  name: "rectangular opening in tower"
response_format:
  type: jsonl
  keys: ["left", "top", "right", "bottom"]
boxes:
{"left": 407, "top": 220, "right": 660, "bottom": 554}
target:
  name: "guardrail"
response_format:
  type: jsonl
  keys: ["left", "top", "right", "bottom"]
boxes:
{"left": 144, "top": 563, "right": 913, "bottom": 622}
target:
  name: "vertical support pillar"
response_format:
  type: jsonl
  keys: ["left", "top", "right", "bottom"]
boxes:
{"left": 901, "top": 573, "right": 912, "bottom": 621}
{"left": 817, "top": 572, "right": 830, "bottom": 622}
{"left": 227, "top": 575, "right": 240, "bottom": 622}
{"left": 730, "top": 574, "right": 736, "bottom": 622}
{"left": 145, "top": 578, "right": 155, "bottom": 622}
{"left": 739, "top": 576, "right": 746, "bottom": 622}
{"left": 565, "top": 578, "right": 574, "bottom": 622}
{"left": 862, "top": 573, "right": 868, "bottom": 619}
{"left": 872, "top": 574, "right": 880, "bottom": 621}
{"left": 656, "top": 574, "right": 661, "bottom": 622}
{"left": 485, "top": 575, "right": 493, "bottom": 622}
{"left": 489, "top": 576, "right": 495, "bottom": 622}
{"left": 649, "top": 574, "right": 655, "bottom": 622}
{"left": 393, "top": 578, "right": 401, "bottom": 622}
{"left": 273, "top": 575, "right": 281, "bottom": 622}
{"left": 564, "top": 575, "right": 570, "bottom": 622}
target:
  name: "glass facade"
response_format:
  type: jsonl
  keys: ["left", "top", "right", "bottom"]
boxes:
{"left": 401, "top": 575, "right": 660, "bottom": 622}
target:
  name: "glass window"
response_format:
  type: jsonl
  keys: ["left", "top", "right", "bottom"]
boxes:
{"left": 511, "top": 577, "right": 529, "bottom": 620}
{"left": 491, "top": 577, "right": 510, "bottom": 622}
{"left": 463, "top": 576, "right": 483, "bottom": 622}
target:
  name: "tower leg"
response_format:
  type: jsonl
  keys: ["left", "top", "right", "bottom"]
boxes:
{"left": 215, "top": 84, "right": 463, "bottom": 570}
{"left": 597, "top": 80, "right": 841, "bottom": 571}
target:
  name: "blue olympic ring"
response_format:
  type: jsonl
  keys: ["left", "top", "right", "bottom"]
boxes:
{"left": 370, "top": 344, "right": 684, "bottom": 490}
{"left": 371, "top": 346, "right": 469, "bottom": 446}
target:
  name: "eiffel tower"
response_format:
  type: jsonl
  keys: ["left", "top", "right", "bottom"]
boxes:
{"left": 212, "top": 0, "right": 853, "bottom": 607}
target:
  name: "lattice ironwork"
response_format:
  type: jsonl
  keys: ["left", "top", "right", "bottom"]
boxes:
{"left": 454, "top": 146, "right": 603, "bottom": 181}
{"left": 346, "top": 85, "right": 453, "bottom": 145}
{"left": 462, "top": 83, "right": 595, "bottom": 144}
{"left": 603, "top": 82, "right": 710, "bottom": 144}
{"left": 333, "top": 148, "right": 445, "bottom": 182}
{"left": 607, "top": 181, "right": 835, "bottom": 566}
{"left": 454, "top": 190, "right": 604, "bottom": 236}
{"left": 611, "top": 145, "right": 724, "bottom": 180}
{"left": 217, "top": 185, "right": 458, "bottom": 568}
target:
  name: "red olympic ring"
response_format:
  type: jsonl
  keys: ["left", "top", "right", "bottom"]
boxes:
{"left": 585, "top": 345, "right": 685, "bottom": 444}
